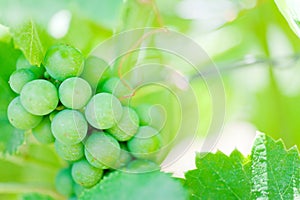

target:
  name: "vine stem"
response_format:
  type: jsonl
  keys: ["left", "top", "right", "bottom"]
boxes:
{"left": 0, "top": 183, "right": 65, "bottom": 200}
{"left": 117, "top": 28, "right": 168, "bottom": 100}
{"left": 117, "top": 0, "right": 167, "bottom": 100}
{"left": 189, "top": 53, "right": 300, "bottom": 81}
{"left": 151, "top": 0, "right": 165, "bottom": 28}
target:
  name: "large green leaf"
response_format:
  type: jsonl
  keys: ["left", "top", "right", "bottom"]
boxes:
{"left": 185, "top": 150, "right": 250, "bottom": 199}
{"left": 185, "top": 133, "right": 300, "bottom": 199}
{"left": 250, "top": 133, "right": 299, "bottom": 199}
{"left": 0, "top": 41, "right": 23, "bottom": 154}
{"left": 11, "top": 20, "right": 44, "bottom": 66}
{"left": 0, "top": 120, "right": 24, "bottom": 154}
{"left": 80, "top": 171, "right": 188, "bottom": 200}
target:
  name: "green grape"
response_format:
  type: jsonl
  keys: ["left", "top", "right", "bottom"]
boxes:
{"left": 9, "top": 69, "right": 35, "bottom": 94}
{"left": 71, "top": 159, "right": 103, "bottom": 188}
{"left": 55, "top": 168, "right": 73, "bottom": 197}
{"left": 126, "top": 159, "right": 159, "bottom": 173}
{"left": 127, "top": 126, "right": 162, "bottom": 161}
{"left": 85, "top": 93, "right": 123, "bottom": 129}
{"left": 114, "top": 143, "right": 132, "bottom": 169}
{"left": 85, "top": 149, "right": 108, "bottom": 169}
{"left": 20, "top": 79, "right": 59, "bottom": 115}
{"left": 16, "top": 54, "right": 45, "bottom": 78}
{"left": 55, "top": 140, "right": 84, "bottom": 161}
{"left": 135, "top": 104, "right": 166, "bottom": 131}
{"left": 44, "top": 71, "right": 50, "bottom": 79}
{"left": 85, "top": 132, "right": 120, "bottom": 169}
{"left": 32, "top": 117, "right": 55, "bottom": 144}
{"left": 16, "top": 54, "right": 32, "bottom": 69}
{"left": 49, "top": 110, "right": 59, "bottom": 122}
{"left": 73, "top": 183, "right": 84, "bottom": 197}
{"left": 59, "top": 77, "right": 92, "bottom": 109}
{"left": 80, "top": 56, "right": 111, "bottom": 90}
{"left": 51, "top": 109, "right": 88, "bottom": 145}
{"left": 101, "top": 77, "right": 132, "bottom": 98}
{"left": 44, "top": 44, "right": 84, "bottom": 81}
{"left": 107, "top": 106, "right": 139, "bottom": 141}
{"left": 7, "top": 97, "right": 42, "bottom": 130}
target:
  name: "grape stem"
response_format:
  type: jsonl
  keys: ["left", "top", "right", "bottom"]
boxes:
{"left": 151, "top": 0, "right": 165, "bottom": 28}
{"left": 0, "top": 183, "right": 65, "bottom": 200}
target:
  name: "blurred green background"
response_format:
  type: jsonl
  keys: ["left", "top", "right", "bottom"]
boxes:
{"left": 0, "top": 0, "right": 300, "bottom": 199}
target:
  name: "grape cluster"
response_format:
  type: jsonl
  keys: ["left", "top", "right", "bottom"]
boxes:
{"left": 7, "top": 44, "right": 165, "bottom": 196}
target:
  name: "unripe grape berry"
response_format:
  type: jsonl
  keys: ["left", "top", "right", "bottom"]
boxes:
{"left": 16, "top": 54, "right": 45, "bottom": 78}
{"left": 7, "top": 97, "right": 42, "bottom": 130}
{"left": 126, "top": 159, "right": 159, "bottom": 173}
{"left": 20, "top": 79, "right": 59, "bottom": 115}
{"left": 113, "top": 143, "right": 132, "bottom": 169}
{"left": 85, "top": 132, "right": 120, "bottom": 169}
{"left": 44, "top": 44, "right": 84, "bottom": 81}
{"left": 85, "top": 93, "right": 122, "bottom": 129}
{"left": 107, "top": 106, "right": 139, "bottom": 141}
{"left": 72, "top": 159, "right": 103, "bottom": 188}
{"left": 55, "top": 140, "right": 84, "bottom": 161}
{"left": 32, "top": 117, "right": 55, "bottom": 144}
{"left": 80, "top": 56, "right": 111, "bottom": 90}
{"left": 101, "top": 77, "right": 132, "bottom": 98}
{"left": 135, "top": 104, "right": 166, "bottom": 131}
{"left": 73, "top": 183, "right": 84, "bottom": 197}
{"left": 16, "top": 54, "right": 32, "bottom": 69}
{"left": 51, "top": 109, "right": 88, "bottom": 145}
{"left": 127, "top": 126, "right": 163, "bottom": 161}
{"left": 49, "top": 110, "right": 59, "bottom": 122}
{"left": 55, "top": 168, "right": 73, "bottom": 197}
{"left": 59, "top": 77, "right": 92, "bottom": 109}
{"left": 85, "top": 150, "right": 108, "bottom": 169}
{"left": 9, "top": 69, "right": 35, "bottom": 94}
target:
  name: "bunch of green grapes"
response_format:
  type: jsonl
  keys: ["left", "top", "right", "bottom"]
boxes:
{"left": 7, "top": 44, "right": 165, "bottom": 197}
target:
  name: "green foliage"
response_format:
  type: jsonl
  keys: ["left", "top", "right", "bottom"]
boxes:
{"left": 185, "top": 133, "right": 300, "bottom": 199}
{"left": 11, "top": 20, "right": 44, "bottom": 66}
{"left": 0, "top": 143, "right": 63, "bottom": 199}
{"left": 185, "top": 150, "right": 250, "bottom": 199}
{"left": 0, "top": 120, "right": 24, "bottom": 154}
{"left": 22, "top": 193, "right": 54, "bottom": 200}
{"left": 250, "top": 133, "right": 299, "bottom": 199}
{"left": 211, "top": 0, "right": 300, "bottom": 148}
{"left": 0, "top": 0, "right": 300, "bottom": 199}
{"left": 79, "top": 171, "right": 188, "bottom": 200}
{"left": 0, "top": 42, "right": 23, "bottom": 154}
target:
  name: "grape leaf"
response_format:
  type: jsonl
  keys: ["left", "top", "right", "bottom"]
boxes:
{"left": 79, "top": 171, "right": 188, "bottom": 200}
{"left": 250, "top": 133, "right": 300, "bottom": 199}
{"left": 185, "top": 150, "right": 251, "bottom": 200}
{"left": 11, "top": 20, "right": 44, "bottom": 66}
{"left": 185, "top": 133, "right": 300, "bottom": 199}
{"left": 0, "top": 41, "right": 24, "bottom": 154}
{"left": 0, "top": 120, "right": 24, "bottom": 154}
